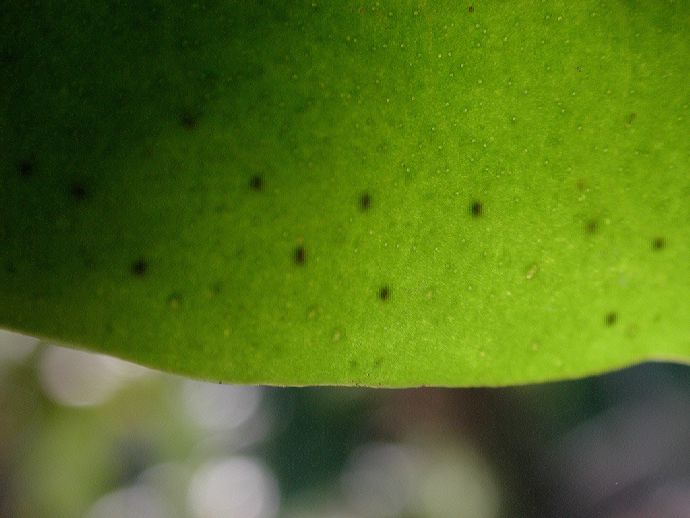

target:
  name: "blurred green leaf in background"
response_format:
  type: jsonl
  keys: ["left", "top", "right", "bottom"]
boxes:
{"left": 1, "top": 329, "right": 690, "bottom": 517}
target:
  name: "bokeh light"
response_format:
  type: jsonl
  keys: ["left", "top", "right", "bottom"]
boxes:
{"left": 38, "top": 345, "right": 152, "bottom": 407}
{"left": 340, "top": 442, "right": 417, "bottom": 518}
{"left": 0, "top": 329, "right": 38, "bottom": 366}
{"left": 187, "top": 457, "right": 280, "bottom": 518}
{"left": 85, "top": 484, "right": 171, "bottom": 518}
{"left": 182, "top": 381, "right": 263, "bottom": 432}
{"left": 0, "top": 330, "right": 688, "bottom": 517}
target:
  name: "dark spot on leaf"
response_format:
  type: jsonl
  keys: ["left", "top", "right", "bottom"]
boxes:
{"left": 652, "top": 237, "right": 666, "bottom": 251}
{"left": 69, "top": 183, "right": 88, "bottom": 201}
{"left": 359, "top": 192, "right": 371, "bottom": 211}
{"left": 167, "top": 292, "right": 182, "bottom": 309}
{"left": 585, "top": 219, "right": 598, "bottom": 234}
{"left": 349, "top": 359, "right": 358, "bottom": 370}
{"left": 378, "top": 286, "right": 390, "bottom": 301}
{"left": 180, "top": 112, "right": 197, "bottom": 130}
{"left": 18, "top": 160, "right": 33, "bottom": 177}
{"left": 468, "top": 5, "right": 475, "bottom": 13}
{"left": 605, "top": 312, "right": 618, "bottom": 327}
{"left": 373, "top": 357, "right": 384, "bottom": 368}
{"left": 294, "top": 245, "right": 306, "bottom": 265}
{"left": 0, "top": 49, "right": 17, "bottom": 67}
{"left": 4, "top": 261, "right": 16, "bottom": 274}
{"left": 249, "top": 175, "right": 263, "bottom": 191}
{"left": 576, "top": 178, "right": 589, "bottom": 192}
{"left": 470, "top": 200, "right": 483, "bottom": 217}
{"left": 131, "top": 259, "right": 148, "bottom": 276}
{"left": 81, "top": 252, "right": 95, "bottom": 268}
{"left": 626, "top": 112, "right": 637, "bottom": 124}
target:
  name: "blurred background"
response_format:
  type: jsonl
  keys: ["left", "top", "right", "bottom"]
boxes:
{"left": 0, "top": 329, "right": 689, "bottom": 518}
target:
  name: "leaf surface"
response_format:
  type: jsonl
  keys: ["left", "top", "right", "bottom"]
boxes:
{"left": 1, "top": 1, "right": 688, "bottom": 385}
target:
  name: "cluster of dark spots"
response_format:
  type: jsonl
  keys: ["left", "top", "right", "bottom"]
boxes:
{"left": 651, "top": 237, "right": 666, "bottom": 251}
{"left": 294, "top": 245, "right": 306, "bottom": 265}
{"left": 131, "top": 258, "right": 148, "bottom": 276}
{"left": 249, "top": 175, "right": 264, "bottom": 191}
{"left": 359, "top": 192, "right": 371, "bottom": 211}
{"left": 626, "top": 112, "right": 637, "bottom": 124}
{"left": 378, "top": 286, "right": 390, "bottom": 301}
{"left": 468, "top": 5, "right": 475, "bottom": 13}
{"left": 69, "top": 182, "right": 88, "bottom": 201}
{"left": 584, "top": 219, "right": 598, "bottom": 235}
{"left": 180, "top": 112, "right": 198, "bottom": 130}
{"left": 605, "top": 311, "right": 618, "bottom": 327}
{"left": 17, "top": 160, "right": 34, "bottom": 177}
{"left": 470, "top": 200, "right": 483, "bottom": 217}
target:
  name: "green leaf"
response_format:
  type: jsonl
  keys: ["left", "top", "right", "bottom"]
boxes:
{"left": 1, "top": 1, "right": 688, "bottom": 386}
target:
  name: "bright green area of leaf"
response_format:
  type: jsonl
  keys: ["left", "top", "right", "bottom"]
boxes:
{"left": 1, "top": 1, "right": 688, "bottom": 386}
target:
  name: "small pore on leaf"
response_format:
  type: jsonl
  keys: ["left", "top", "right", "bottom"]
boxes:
{"left": 180, "top": 112, "right": 198, "bottom": 130}
{"left": 167, "top": 292, "right": 182, "bottom": 309}
{"left": 18, "top": 160, "right": 34, "bottom": 177}
{"left": 69, "top": 182, "right": 88, "bottom": 201}
{"left": 249, "top": 175, "right": 264, "bottom": 191}
{"left": 294, "top": 245, "right": 306, "bottom": 265}
{"left": 131, "top": 258, "right": 148, "bottom": 276}
{"left": 359, "top": 192, "right": 371, "bottom": 211}
{"left": 584, "top": 219, "right": 598, "bottom": 235}
{"left": 651, "top": 237, "right": 666, "bottom": 251}
{"left": 378, "top": 286, "right": 390, "bottom": 301}
{"left": 605, "top": 311, "right": 618, "bottom": 327}
{"left": 470, "top": 200, "right": 483, "bottom": 218}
